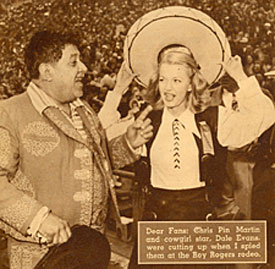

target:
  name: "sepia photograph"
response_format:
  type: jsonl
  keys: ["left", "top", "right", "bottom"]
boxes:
{"left": 0, "top": 0, "right": 274, "bottom": 268}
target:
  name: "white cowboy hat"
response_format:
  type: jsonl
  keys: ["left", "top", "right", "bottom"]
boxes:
{"left": 124, "top": 6, "right": 231, "bottom": 87}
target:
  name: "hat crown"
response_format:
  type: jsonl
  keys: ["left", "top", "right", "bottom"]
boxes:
{"left": 158, "top": 44, "right": 199, "bottom": 70}
{"left": 124, "top": 6, "right": 231, "bottom": 86}
{"left": 160, "top": 45, "right": 192, "bottom": 57}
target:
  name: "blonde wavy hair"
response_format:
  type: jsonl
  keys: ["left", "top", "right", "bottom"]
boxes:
{"left": 144, "top": 44, "right": 212, "bottom": 113}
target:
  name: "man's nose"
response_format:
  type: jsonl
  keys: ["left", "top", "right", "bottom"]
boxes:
{"left": 79, "top": 61, "right": 88, "bottom": 73}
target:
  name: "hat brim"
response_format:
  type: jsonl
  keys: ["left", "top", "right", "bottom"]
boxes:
{"left": 34, "top": 225, "right": 110, "bottom": 268}
{"left": 124, "top": 6, "right": 231, "bottom": 87}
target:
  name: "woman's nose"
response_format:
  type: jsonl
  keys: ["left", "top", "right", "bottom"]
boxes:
{"left": 165, "top": 79, "right": 173, "bottom": 91}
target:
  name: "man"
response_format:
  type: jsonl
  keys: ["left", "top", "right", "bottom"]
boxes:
{"left": 0, "top": 31, "right": 153, "bottom": 268}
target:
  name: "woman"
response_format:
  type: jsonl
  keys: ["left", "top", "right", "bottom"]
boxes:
{"left": 128, "top": 44, "right": 237, "bottom": 268}
{"left": 137, "top": 44, "right": 236, "bottom": 220}
{"left": 128, "top": 43, "right": 275, "bottom": 269}
{"left": 124, "top": 5, "right": 275, "bottom": 267}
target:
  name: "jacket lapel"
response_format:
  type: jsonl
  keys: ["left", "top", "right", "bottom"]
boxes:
{"left": 76, "top": 106, "right": 122, "bottom": 224}
{"left": 43, "top": 107, "right": 89, "bottom": 147}
{"left": 76, "top": 106, "right": 104, "bottom": 156}
{"left": 44, "top": 105, "right": 122, "bottom": 224}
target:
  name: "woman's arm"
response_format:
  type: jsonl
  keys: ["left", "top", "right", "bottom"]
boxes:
{"left": 217, "top": 56, "right": 275, "bottom": 149}
{"left": 98, "top": 61, "right": 137, "bottom": 129}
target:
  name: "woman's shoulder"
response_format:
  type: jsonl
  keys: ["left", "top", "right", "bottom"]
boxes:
{"left": 147, "top": 108, "right": 163, "bottom": 130}
{"left": 195, "top": 106, "right": 219, "bottom": 132}
{"left": 196, "top": 106, "right": 218, "bottom": 119}
{"left": 148, "top": 109, "right": 163, "bottom": 120}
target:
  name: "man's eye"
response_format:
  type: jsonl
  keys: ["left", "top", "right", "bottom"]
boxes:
{"left": 71, "top": 61, "right": 77, "bottom": 66}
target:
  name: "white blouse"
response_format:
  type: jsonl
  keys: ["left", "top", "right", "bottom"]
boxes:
{"left": 218, "top": 76, "right": 275, "bottom": 149}
{"left": 150, "top": 108, "right": 206, "bottom": 190}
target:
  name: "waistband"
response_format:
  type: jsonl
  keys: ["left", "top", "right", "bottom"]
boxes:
{"left": 148, "top": 186, "right": 206, "bottom": 201}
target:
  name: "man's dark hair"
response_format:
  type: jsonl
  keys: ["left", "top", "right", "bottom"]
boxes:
{"left": 24, "top": 30, "right": 79, "bottom": 79}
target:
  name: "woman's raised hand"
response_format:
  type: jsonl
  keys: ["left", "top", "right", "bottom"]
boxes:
{"left": 220, "top": 55, "right": 248, "bottom": 84}
{"left": 113, "top": 61, "right": 138, "bottom": 95}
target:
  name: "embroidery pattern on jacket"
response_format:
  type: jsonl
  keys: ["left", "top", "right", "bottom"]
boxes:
{"left": 0, "top": 129, "right": 11, "bottom": 167}
{"left": 0, "top": 195, "right": 38, "bottom": 231}
{"left": 10, "top": 244, "right": 47, "bottom": 269}
{"left": 0, "top": 220, "right": 36, "bottom": 243}
{"left": 73, "top": 145, "right": 94, "bottom": 227}
{"left": 10, "top": 169, "right": 35, "bottom": 198}
{"left": 44, "top": 109, "right": 83, "bottom": 143}
{"left": 73, "top": 144, "right": 108, "bottom": 232}
{"left": 110, "top": 135, "right": 139, "bottom": 169}
{"left": 22, "top": 121, "right": 60, "bottom": 157}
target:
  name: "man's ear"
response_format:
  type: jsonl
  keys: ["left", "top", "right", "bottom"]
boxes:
{"left": 38, "top": 63, "right": 53, "bottom": 82}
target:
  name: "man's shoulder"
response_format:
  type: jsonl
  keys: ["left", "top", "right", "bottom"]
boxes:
{"left": 0, "top": 92, "right": 32, "bottom": 122}
{"left": 0, "top": 92, "right": 29, "bottom": 110}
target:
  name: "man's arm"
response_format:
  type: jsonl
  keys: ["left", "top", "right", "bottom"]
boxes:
{"left": 0, "top": 107, "right": 43, "bottom": 235}
{"left": 0, "top": 107, "right": 71, "bottom": 245}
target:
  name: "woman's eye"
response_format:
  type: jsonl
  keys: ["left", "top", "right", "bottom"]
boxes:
{"left": 159, "top": 77, "right": 164, "bottom": 82}
{"left": 174, "top": 78, "right": 182, "bottom": 83}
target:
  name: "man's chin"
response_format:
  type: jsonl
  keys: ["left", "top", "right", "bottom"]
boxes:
{"left": 74, "top": 88, "right": 84, "bottom": 99}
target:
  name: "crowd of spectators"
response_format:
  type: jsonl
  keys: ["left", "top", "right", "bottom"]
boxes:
{"left": 0, "top": 0, "right": 275, "bottom": 112}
